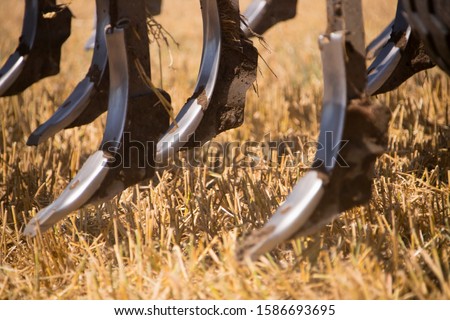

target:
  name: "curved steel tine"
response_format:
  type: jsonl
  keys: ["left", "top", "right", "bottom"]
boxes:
{"left": 27, "top": 0, "right": 110, "bottom": 146}
{"left": 366, "top": 20, "right": 393, "bottom": 60}
{"left": 238, "top": 32, "right": 347, "bottom": 260}
{"left": 24, "top": 24, "right": 129, "bottom": 237}
{"left": 23, "top": 151, "right": 110, "bottom": 235}
{"left": 241, "top": 0, "right": 297, "bottom": 37}
{"left": 241, "top": 0, "right": 267, "bottom": 36}
{"left": 366, "top": 1, "right": 411, "bottom": 95}
{"left": 0, "top": 0, "right": 38, "bottom": 96}
{"left": 155, "top": 0, "right": 221, "bottom": 162}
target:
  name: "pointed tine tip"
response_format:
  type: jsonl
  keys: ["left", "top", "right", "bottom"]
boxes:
{"left": 23, "top": 219, "right": 39, "bottom": 237}
{"left": 23, "top": 204, "right": 61, "bottom": 237}
{"left": 23, "top": 213, "right": 51, "bottom": 237}
{"left": 22, "top": 151, "right": 110, "bottom": 237}
{"left": 26, "top": 133, "right": 41, "bottom": 146}
{"left": 236, "top": 171, "right": 326, "bottom": 260}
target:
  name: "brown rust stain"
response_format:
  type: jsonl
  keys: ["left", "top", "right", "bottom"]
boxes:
{"left": 168, "top": 124, "right": 178, "bottom": 134}
{"left": 188, "top": 85, "right": 207, "bottom": 111}
{"left": 279, "top": 206, "right": 292, "bottom": 215}
{"left": 69, "top": 179, "right": 80, "bottom": 190}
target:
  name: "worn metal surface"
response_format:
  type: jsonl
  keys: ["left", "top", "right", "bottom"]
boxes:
{"left": 366, "top": 1, "right": 410, "bottom": 95}
{"left": 0, "top": 0, "right": 38, "bottom": 96}
{"left": 294, "top": 100, "right": 391, "bottom": 237}
{"left": 237, "top": 31, "right": 348, "bottom": 261}
{"left": 23, "top": 150, "right": 110, "bottom": 236}
{"left": 366, "top": 20, "right": 394, "bottom": 60}
{"left": 237, "top": 171, "right": 326, "bottom": 260}
{"left": 24, "top": 24, "right": 129, "bottom": 236}
{"left": 237, "top": 0, "right": 394, "bottom": 261}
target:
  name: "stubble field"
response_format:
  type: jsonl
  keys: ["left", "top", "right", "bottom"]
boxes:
{"left": 0, "top": 0, "right": 449, "bottom": 299}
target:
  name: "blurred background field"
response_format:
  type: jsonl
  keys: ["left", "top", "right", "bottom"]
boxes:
{"left": 0, "top": 0, "right": 449, "bottom": 299}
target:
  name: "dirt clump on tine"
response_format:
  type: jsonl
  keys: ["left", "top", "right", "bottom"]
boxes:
{"left": 374, "top": 32, "right": 435, "bottom": 95}
{"left": 185, "top": 0, "right": 258, "bottom": 147}
{"left": 294, "top": 99, "right": 391, "bottom": 236}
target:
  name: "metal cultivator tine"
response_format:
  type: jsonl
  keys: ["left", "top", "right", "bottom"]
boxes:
{"left": 156, "top": 0, "right": 221, "bottom": 162}
{"left": 366, "top": 20, "right": 394, "bottom": 60}
{"left": 366, "top": 0, "right": 435, "bottom": 95}
{"left": 24, "top": 24, "right": 129, "bottom": 236}
{"left": 235, "top": 0, "right": 392, "bottom": 261}
{"left": 241, "top": 0, "right": 298, "bottom": 37}
{"left": 237, "top": 32, "right": 348, "bottom": 260}
{"left": 0, "top": 0, "right": 38, "bottom": 96}
{"left": 366, "top": 0, "right": 411, "bottom": 95}
{"left": 0, "top": 0, "right": 72, "bottom": 97}
{"left": 27, "top": 0, "right": 110, "bottom": 146}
